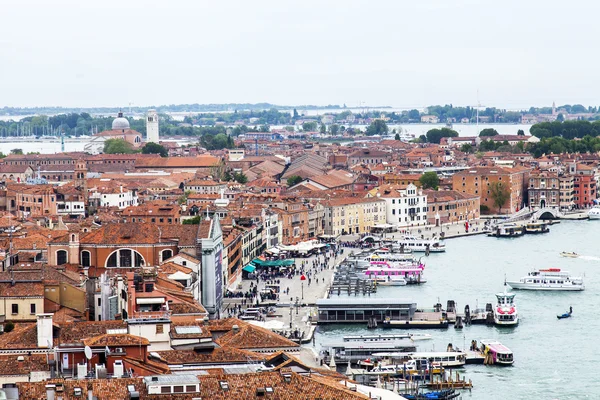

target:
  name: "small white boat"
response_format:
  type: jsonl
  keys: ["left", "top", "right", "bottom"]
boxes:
{"left": 560, "top": 252, "right": 579, "bottom": 258}
{"left": 373, "top": 276, "right": 407, "bottom": 286}
{"left": 588, "top": 205, "right": 600, "bottom": 220}
{"left": 493, "top": 289, "right": 518, "bottom": 326}
{"left": 506, "top": 268, "right": 584, "bottom": 291}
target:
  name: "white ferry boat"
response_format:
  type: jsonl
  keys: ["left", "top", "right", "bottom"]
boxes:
{"left": 343, "top": 333, "right": 432, "bottom": 342}
{"left": 322, "top": 339, "right": 417, "bottom": 364}
{"left": 373, "top": 351, "right": 466, "bottom": 368}
{"left": 365, "top": 261, "right": 427, "bottom": 284}
{"left": 506, "top": 268, "right": 584, "bottom": 291}
{"left": 493, "top": 290, "right": 518, "bottom": 326}
{"left": 588, "top": 205, "right": 600, "bottom": 220}
{"left": 392, "top": 235, "right": 446, "bottom": 253}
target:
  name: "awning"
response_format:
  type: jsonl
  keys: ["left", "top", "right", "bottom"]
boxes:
{"left": 251, "top": 258, "right": 294, "bottom": 268}
{"left": 136, "top": 297, "right": 165, "bottom": 305}
{"left": 242, "top": 265, "right": 256, "bottom": 273}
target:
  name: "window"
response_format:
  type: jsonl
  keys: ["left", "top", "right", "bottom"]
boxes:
{"left": 11, "top": 304, "right": 18, "bottom": 314}
{"left": 161, "top": 249, "right": 173, "bottom": 261}
{"left": 156, "top": 324, "right": 164, "bottom": 334}
{"left": 57, "top": 250, "right": 68, "bottom": 265}
{"left": 160, "top": 387, "right": 170, "bottom": 394}
{"left": 81, "top": 251, "right": 91, "bottom": 267}
{"left": 30, "top": 303, "right": 36, "bottom": 314}
{"left": 185, "top": 385, "right": 197, "bottom": 392}
{"left": 173, "top": 386, "right": 184, "bottom": 393}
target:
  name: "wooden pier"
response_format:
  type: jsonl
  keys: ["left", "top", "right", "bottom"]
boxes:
{"left": 328, "top": 278, "right": 377, "bottom": 296}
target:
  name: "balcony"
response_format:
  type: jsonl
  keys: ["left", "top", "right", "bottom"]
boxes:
{"left": 291, "top": 220, "right": 301, "bottom": 226}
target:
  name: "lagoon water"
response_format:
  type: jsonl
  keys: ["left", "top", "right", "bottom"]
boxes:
{"left": 314, "top": 220, "right": 599, "bottom": 399}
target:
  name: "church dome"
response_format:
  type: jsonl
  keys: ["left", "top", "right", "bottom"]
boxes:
{"left": 112, "top": 111, "right": 130, "bottom": 130}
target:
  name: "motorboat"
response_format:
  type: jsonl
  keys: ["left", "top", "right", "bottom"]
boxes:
{"left": 560, "top": 251, "right": 579, "bottom": 258}
{"left": 523, "top": 221, "right": 549, "bottom": 234}
{"left": 392, "top": 235, "right": 446, "bottom": 253}
{"left": 487, "top": 223, "right": 524, "bottom": 238}
{"left": 506, "top": 268, "right": 584, "bottom": 291}
{"left": 479, "top": 340, "right": 514, "bottom": 366}
{"left": 493, "top": 289, "right": 518, "bottom": 326}
{"left": 588, "top": 205, "right": 600, "bottom": 220}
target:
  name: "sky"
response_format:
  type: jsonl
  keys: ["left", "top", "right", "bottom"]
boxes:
{"left": 1, "top": 0, "right": 599, "bottom": 109}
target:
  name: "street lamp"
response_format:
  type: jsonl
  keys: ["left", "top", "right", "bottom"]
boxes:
{"left": 289, "top": 304, "right": 293, "bottom": 329}
{"left": 295, "top": 297, "right": 299, "bottom": 315}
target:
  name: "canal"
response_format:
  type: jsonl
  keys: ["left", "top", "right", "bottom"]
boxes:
{"left": 313, "top": 220, "right": 599, "bottom": 399}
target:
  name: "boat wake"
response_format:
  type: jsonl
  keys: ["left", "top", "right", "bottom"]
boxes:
{"left": 577, "top": 255, "right": 600, "bottom": 261}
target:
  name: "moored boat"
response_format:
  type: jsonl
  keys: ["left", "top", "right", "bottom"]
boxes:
{"left": 391, "top": 235, "right": 446, "bottom": 253}
{"left": 523, "top": 221, "right": 549, "bottom": 234}
{"left": 487, "top": 223, "right": 524, "bottom": 238}
{"left": 343, "top": 333, "right": 432, "bottom": 342}
{"left": 588, "top": 205, "right": 600, "bottom": 220}
{"left": 365, "top": 260, "right": 427, "bottom": 285}
{"left": 506, "top": 268, "right": 584, "bottom": 291}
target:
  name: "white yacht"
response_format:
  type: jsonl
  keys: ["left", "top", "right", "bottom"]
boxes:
{"left": 392, "top": 235, "right": 446, "bottom": 253}
{"left": 493, "top": 289, "right": 518, "bottom": 326}
{"left": 506, "top": 268, "right": 584, "bottom": 291}
{"left": 588, "top": 205, "right": 600, "bottom": 220}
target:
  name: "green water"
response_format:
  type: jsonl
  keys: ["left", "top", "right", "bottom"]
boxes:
{"left": 314, "top": 220, "right": 599, "bottom": 399}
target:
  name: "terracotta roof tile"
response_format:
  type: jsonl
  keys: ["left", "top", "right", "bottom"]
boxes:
{"left": 155, "top": 347, "right": 264, "bottom": 364}
{"left": 83, "top": 333, "right": 150, "bottom": 347}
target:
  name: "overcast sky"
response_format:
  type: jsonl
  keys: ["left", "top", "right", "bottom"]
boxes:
{"left": 1, "top": 0, "right": 599, "bottom": 109}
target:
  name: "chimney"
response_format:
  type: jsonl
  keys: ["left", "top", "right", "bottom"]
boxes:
{"left": 232, "top": 324, "right": 239, "bottom": 334}
{"left": 37, "top": 313, "right": 54, "bottom": 348}
{"left": 45, "top": 384, "right": 56, "bottom": 400}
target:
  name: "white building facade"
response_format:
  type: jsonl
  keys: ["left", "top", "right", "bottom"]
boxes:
{"left": 381, "top": 183, "right": 428, "bottom": 227}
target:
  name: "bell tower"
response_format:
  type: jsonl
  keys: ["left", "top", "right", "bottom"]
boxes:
{"left": 146, "top": 109, "right": 160, "bottom": 143}
{"left": 75, "top": 159, "right": 88, "bottom": 201}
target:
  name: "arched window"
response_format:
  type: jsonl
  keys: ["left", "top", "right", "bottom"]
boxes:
{"left": 57, "top": 250, "right": 68, "bottom": 265}
{"left": 106, "top": 249, "right": 145, "bottom": 268}
{"left": 161, "top": 249, "right": 173, "bottom": 262}
{"left": 81, "top": 250, "right": 91, "bottom": 267}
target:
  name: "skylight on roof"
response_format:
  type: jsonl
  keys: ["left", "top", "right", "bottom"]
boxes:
{"left": 175, "top": 326, "right": 202, "bottom": 334}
